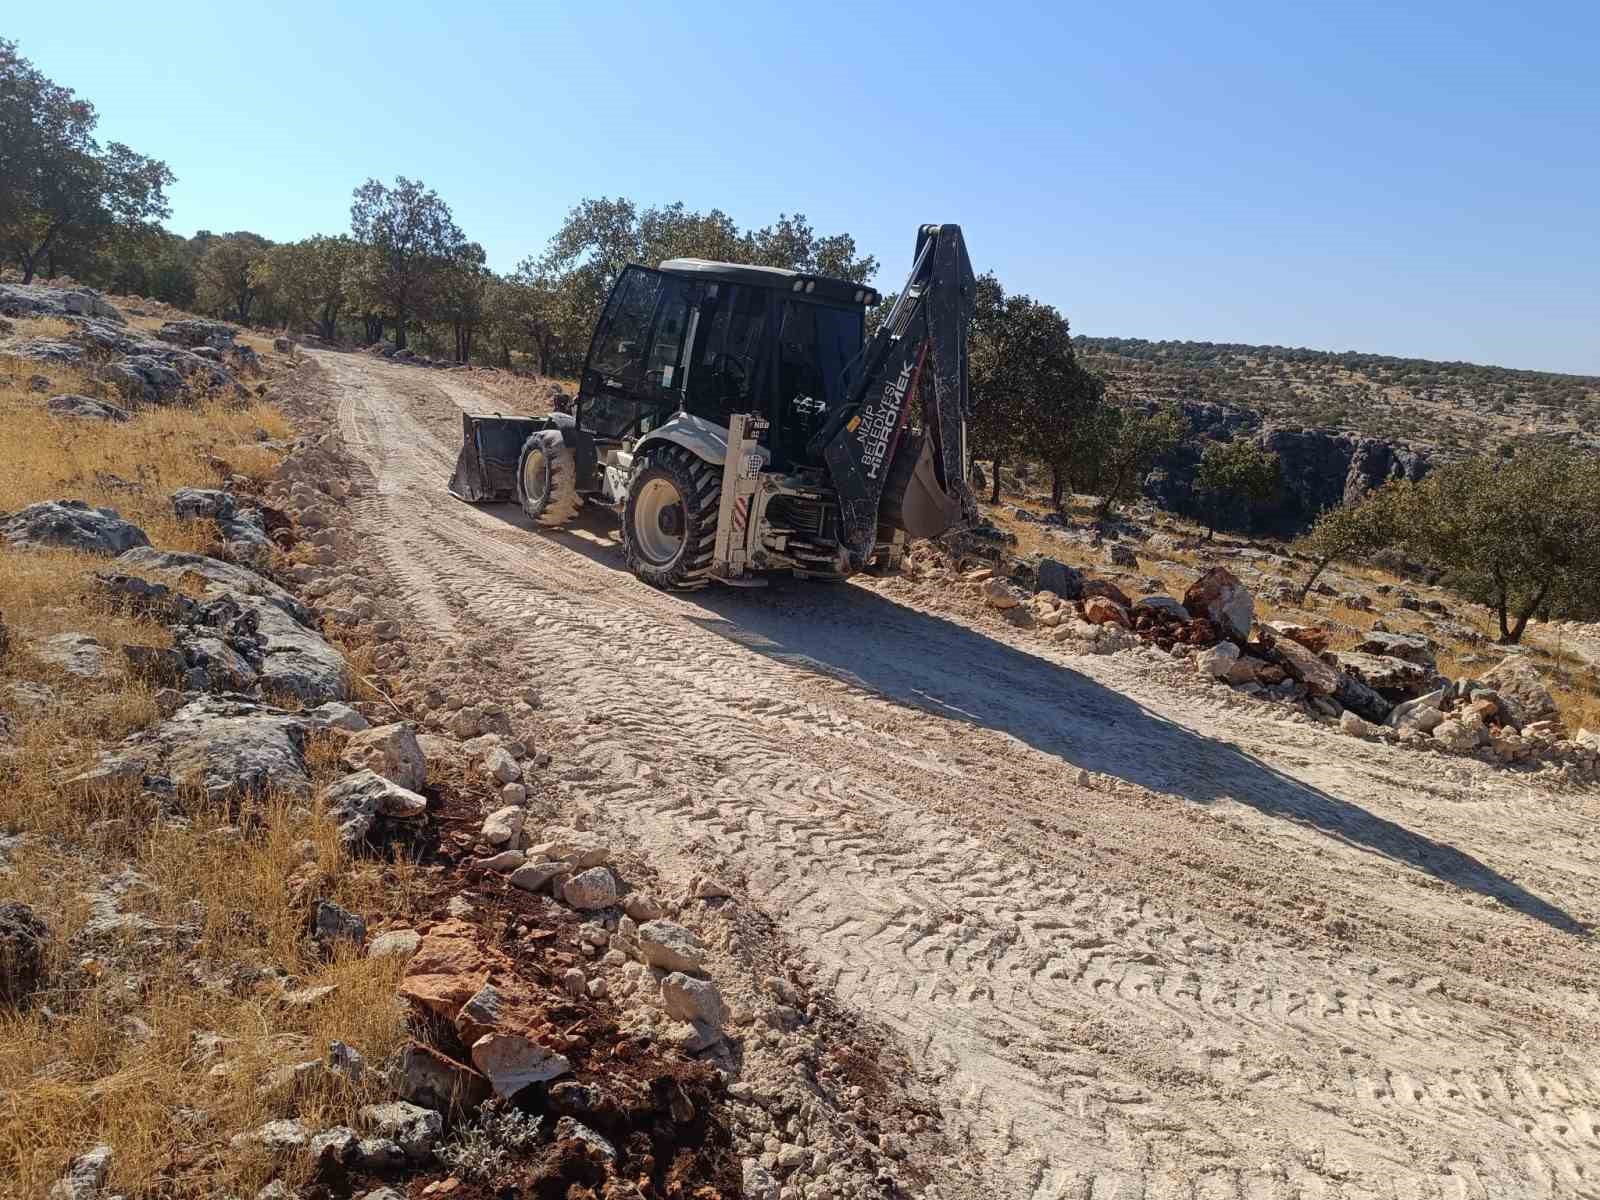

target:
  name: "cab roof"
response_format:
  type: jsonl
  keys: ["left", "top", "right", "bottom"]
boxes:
{"left": 656, "top": 258, "right": 879, "bottom": 308}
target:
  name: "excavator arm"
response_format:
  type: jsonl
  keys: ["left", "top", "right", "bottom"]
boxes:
{"left": 809, "top": 223, "right": 978, "bottom": 569}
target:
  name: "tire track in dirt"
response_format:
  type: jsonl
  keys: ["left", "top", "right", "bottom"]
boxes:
{"left": 317, "top": 352, "right": 1600, "bottom": 1199}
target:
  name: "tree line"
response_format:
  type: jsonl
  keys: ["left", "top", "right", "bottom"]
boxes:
{"left": 4, "top": 36, "right": 1204, "bottom": 519}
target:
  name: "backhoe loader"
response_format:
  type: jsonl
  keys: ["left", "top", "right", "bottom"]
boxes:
{"left": 449, "top": 223, "right": 977, "bottom": 589}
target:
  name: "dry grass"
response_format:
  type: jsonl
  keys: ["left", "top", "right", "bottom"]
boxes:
{"left": 0, "top": 340, "right": 410, "bottom": 1198}
{"left": 5, "top": 315, "right": 77, "bottom": 341}
{"left": 0, "top": 357, "right": 290, "bottom": 550}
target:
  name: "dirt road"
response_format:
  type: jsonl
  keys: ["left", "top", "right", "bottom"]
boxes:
{"left": 319, "top": 351, "right": 1600, "bottom": 1199}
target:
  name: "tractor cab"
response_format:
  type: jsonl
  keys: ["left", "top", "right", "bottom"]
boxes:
{"left": 578, "top": 259, "right": 880, "bottom": 471}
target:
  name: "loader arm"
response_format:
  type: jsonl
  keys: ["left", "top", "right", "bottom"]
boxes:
{"left": 809, "top": 223, "right": 978, "bottom": 569}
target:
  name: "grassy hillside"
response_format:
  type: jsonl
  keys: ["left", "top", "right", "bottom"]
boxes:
{"left": 1076, "top": 337, "right": 1600, "bottom": 453}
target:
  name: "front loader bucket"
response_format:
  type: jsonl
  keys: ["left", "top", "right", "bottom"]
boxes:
{"left": 447, "top": 413, "right": 544, "bottom": 502}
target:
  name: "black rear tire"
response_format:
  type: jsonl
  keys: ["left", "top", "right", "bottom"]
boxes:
{"left": 622, "top": 446, "right": 720, "bottom": 590}
{"left": 517, "top": 429, "right": 581, "bottom": 527}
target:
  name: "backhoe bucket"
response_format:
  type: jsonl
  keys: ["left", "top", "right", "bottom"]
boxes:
{"left": 448, "top": 413, "right": 543, "bottom": 502}
{"left": 879, "top": 434, "right": 968, "bottom": 541}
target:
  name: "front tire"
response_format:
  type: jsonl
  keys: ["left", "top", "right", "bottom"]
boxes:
{"left": 516, "top": 429, "right": 580, "bottom": 527}
{"left": 622, "top": 447, "right": 720, "bottom": 590}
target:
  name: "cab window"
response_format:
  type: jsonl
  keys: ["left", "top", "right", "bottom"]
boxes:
{"left": 776, "top": 299, "right": 862, "bottom": 459}
{"left": 645, "top": 278, "right": 693, "bottom": 390}
{"left": 685, "top": 284, "right": 768, "bottom": 426}
{"left": 588, "top": 267, "right": 661, "bottom": 385}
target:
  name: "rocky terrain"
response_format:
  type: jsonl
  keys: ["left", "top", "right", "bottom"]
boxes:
{"left": 1074, "top": 335, "right": 1600, "bottom": 537}
{"left": 929, "top": 515, "right": 1600, "bottom": 780}
{"left": 1080, "top": 335, "right": 1600, "bottom": 453}
{"left": 1135, "top": 398, "right": 1433, "bottom": 536}
{"left": 5, "top": 286, "right": 1600, "bottom": 1200}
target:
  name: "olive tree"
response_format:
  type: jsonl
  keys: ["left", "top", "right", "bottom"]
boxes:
{"left": 251, "top": 234, "right": 354, "bottom": 338}
{"left": 1067, "top": 403, "right": 1188, "bottom": 519}
{"left": 195, "top": 232, "right": 272, "bottom": 322}
{"left": 1391, "top": 449, "right": 1600, "bottom": 642}
{"left": 1194, "top": 438, "right": 1282, "bottom": 536}
{"left": 349, "top": 176, "right": 467, "bottom": 350}
{"left": 0, "top": 39, "right": 173, "bottom": 283}
{"left": 1293, "top": 490, "right": 1403, "bottom": 603}
{"left": 1299, "top": 448, "right": 1600, "bottom": 641}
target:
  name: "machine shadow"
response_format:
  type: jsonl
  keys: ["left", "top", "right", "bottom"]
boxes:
{"left": 472, "top": 502, "right": 1583, "bottom": 934}
{"left": 684, "top": 580, "right": 1586, "bottom": 936}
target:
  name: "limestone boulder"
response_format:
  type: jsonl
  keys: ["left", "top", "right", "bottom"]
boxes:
{"left": 1082, "top": 595, "right": 1131, "bottom": 629}
{"left": 1183, "top": 567, "right": 1253, "bottom": 641}
{"left": 636, "top": 920, "right": 706, "bottom": 974}
{"left": 1, "top": 500, "right": 149, "bottom": 556}
{"left": 341, "top": 723, "right": 426, "bottom": 791}
{"left": 69, "top": 694, "right": 312, "bottom": 802}
{"left": 1481, "top": 657, "right": 1560, "bottom": 729}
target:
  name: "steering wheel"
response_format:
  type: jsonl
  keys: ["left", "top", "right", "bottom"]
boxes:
{"left": 710, "top": 353, "right": 748, "bottom": 398}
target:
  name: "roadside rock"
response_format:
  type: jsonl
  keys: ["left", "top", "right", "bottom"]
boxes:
{"left": 1082, "top": 595, "right": 1131, "bottom": 628}
{"left": 0, "top": 901, "right": 49, "bottom": 1006}
{"left": 1080, "top": 579, "right": 1133, "bottom": 609}
{"left": 1268, "top": 635, "right": 1342, "bottom": 697}
{"left": 397, "top": 920, "right": 494, "bottom": 1019}
{"left": 1481, "top": 657, "right": 1559, "bottom": 729}
{"left": 1355, "top": 630, "right": 1437, "bottom": 668}
{"left": 1, "top": 500, "right": 150, "bottom": 556}
{"left": 483, "top": 746, "right": 521, "bottom": 784}
{"left": 636, "top": 920, "right": 706, "bottom": 974}
{"left": 1389, "top": 688, "right": 1447, "bottom": 733}
{"left": 1334, "top": 669, "right": 1392, "bottom": 723}
{"left": 306, "top": 701, "right": 369, "bottom": 733}
{"left": 1334, "top": 651, "right": 1433, "bottom": 702}
{"left": 0, "top": 283, "right": 122, "bottom": 323}
{"left": 46, "top": 393, "right": 128, "bottom": 422}
{"left": 1036, "top": 558, "right": 1084, "bottom": 600}
{"left": 400, "top": 1042, "right": 490, "bottom": 1111}
{"left": 310, "top": 900, "right": 367, "bottom": 951}
{"left": 469, "top": 1032, "right": 572, "bottom": 1098}
{"left": 481, "top": 805, "right": 525, "bottom": 847}
{"left": 117, "top": 547, "right": 313, "bottom": 624}
{"left": 113, "top": 549, "right": 347, "bottom": 701}
{"left": 1195, "top": 641, "right": 1241, "bottom": 679}
{"left": 231, "top": 1119, "right": 310, "bottom": 1154}
{"left": 981, "top": 578, "right": 1022, "bottom": 609}
{"left": 1183, "top": 567, "right": 1253, "bottom": 641}
{"left": 170, "top": 488, "right": 273, "bottom": 565}
{"left": 341, "top": 723, "right": 426, "bottom": 791}
{"left": 1268, "top": 621, "right": 1330, "bottom": 654}
{"left": 661, "top": 972, "right": 727, "bottom": 1029}
{"left": 70, "top": 694, "right": 312, "bottom": 803}
{"left": 368, "top": 929, "right": 422, "bottom": 960}
{"left": 1133, "top": 595, "right": 1189, "bottom": 621}
{"left": 555, "top": 1117, "right": 616, "bottom": 1163}
{"left": 562, "top": 867, "right": 619, "bottom": 911}
{"left": 32, "top": 633, "right": 117, "bottom": 681}
{"left": 359, "top": 1101, "right": 442, "bottom": 1163}
{"left": 1433, "top": 718, "right": 1483, "bottom": 752}
{"left": 523, "top": 827, "right": 608, "bottom": 869}
{"left": 46, "top": 1144, "right": 113, "bottom": 1200}
{"left": 155, "top": 318, "right": 236, "bottom": 349}
{"left": 508, "top": 861, "right": 566, "bottom": 894}
{"left": 1106, "top": 543, "right": 1138, "bottom": 568}
{"left": 100, "top": 355, "right": 185, "bottom": 404}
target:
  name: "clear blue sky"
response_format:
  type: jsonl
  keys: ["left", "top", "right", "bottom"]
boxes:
{"left": 11, "top": 2, "right": 1599, "bottom": 373}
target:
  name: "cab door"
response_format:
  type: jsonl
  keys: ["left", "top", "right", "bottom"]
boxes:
{"left": 580, "top": 267, "right": 697, "bottom": 439}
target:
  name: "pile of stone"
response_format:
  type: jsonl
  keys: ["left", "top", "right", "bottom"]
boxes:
{"left": 916, "top": 538, "right": 1599, "bottom": 777}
